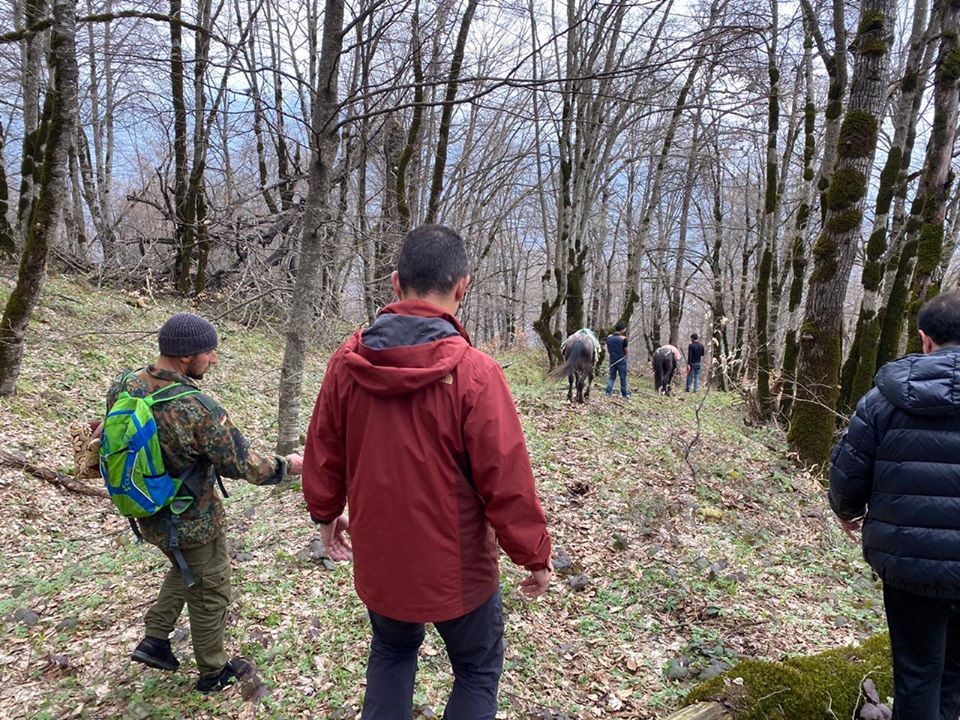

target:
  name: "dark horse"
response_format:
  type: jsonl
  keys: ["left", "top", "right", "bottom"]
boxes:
{"left": 653, "top": 346, "right": 679, "bottom": 395}
{"left": 550, "top": 330, "right": 599, "bottom": 403}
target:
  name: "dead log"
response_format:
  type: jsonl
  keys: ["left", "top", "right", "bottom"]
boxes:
{"left": 663, "top": 702, "right": 730, "bottom": 720}
{"left": 0, "top": 446, "right": 108, "bottom": 499}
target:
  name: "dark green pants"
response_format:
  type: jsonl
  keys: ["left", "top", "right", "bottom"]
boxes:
{"left": 144, "top": 532, "right": 231, "bottom": 677}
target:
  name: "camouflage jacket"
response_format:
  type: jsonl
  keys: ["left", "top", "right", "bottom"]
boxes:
{"left": 106, "top": 365, "right": 289, "bottom": 550}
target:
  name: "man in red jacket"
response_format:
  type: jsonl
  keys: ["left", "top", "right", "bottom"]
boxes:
{"left": 302, "top": 224, "right": 553, "bottom": 720}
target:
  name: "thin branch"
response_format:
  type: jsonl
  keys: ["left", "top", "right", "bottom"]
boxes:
{"left": 0, "top": 10, "right": 232, "bottom": 45}
{"left": 0, "top": 447, "right": 109, "bottom": 499}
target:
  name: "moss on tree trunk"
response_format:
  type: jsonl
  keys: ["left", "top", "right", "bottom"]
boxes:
{"left": 789, "top": 0, "right": 894, "bottom": 466}
{"left": 904, "top": 8, "right": 960, "bottom": 351}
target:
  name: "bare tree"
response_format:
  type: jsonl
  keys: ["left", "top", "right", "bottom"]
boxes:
{"left": 276, "top": 0, "right": 345, "bottom": 454}
{"left": 0, "top": 0, "right": 79, "bottom": 395}
{"left": 755, "top": 0, "right": 779, "bottom": 419}
{"left": 780, "top": 11, "right": 818, "bottom": 421}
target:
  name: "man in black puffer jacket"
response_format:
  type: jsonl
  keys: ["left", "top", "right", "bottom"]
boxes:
{"left": 830, "top": 292, "right": 960, "bottom": 720}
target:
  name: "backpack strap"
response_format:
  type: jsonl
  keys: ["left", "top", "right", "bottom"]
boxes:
{"left": 128, "top": 518, "right": 143, "bottom": 542}
{"left": 178, "top": 461, "right": 214, "bottom": 499}
{"left": 168, "top": 512, "right": 197, "bottom": 588}
{"left": 144, "top": 385, "right": 231, "bottom": 503}
{"left": 190, "top": 391, "right": 225, "bottom": 419}
{"left": 186, "top": 392, "right": 230, "bottom": 499}
{"left": 148, "top": 382, "right": 200, "bottom": 405}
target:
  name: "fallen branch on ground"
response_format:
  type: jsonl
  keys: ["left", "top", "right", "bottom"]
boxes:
{"left": 0, "top": 447, "right": 108, "bottom": 499}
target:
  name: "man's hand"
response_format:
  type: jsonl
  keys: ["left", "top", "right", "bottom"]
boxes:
{"left": 286, "top": 453, "right": 304, "bottom": 475}
{"left": 321, "top": 515, "right": 353, "bottom": 562}
{"left": 519, "top": 566, "right": 553, "bottom": 598}
{"left": 839, "top": 516, "right": 862, "bottom": 540}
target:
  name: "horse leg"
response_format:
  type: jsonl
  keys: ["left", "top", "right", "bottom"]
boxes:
{"left": 585, "top": 369, "right": 592, "bottom": 400}
{"left": 567, "top": 374, "right": 573, "bottom": 402}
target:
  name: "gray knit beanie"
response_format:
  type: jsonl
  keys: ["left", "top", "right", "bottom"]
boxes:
{"left": 158, "top": 312, "right": 219, "bottom": 357}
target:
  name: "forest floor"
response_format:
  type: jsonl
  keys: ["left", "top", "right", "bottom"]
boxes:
{"left": 0, "top": 274, "right": 885, "bottom": 719}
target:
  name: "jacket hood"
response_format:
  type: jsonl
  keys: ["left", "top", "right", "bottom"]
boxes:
{"left": 340, "top": 300, "right": 472, "bottom": 396}
{"left": 875, "top": 347, "right": 960, "bottom": 416}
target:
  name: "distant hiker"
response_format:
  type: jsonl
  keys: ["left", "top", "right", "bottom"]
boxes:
{"left": 302, "top": 224, "right": 553, "bottom": 720}
{"left": 830, "top": 292, "right": 960, "bottom": 719}
{"left": 686, "top": 333, "right": 705, "bottom": 392}
{"left": 104, "top": 312, "right": 302, "bottom": 692}
{"left": 653, "top": 344, "right": 682, "bottom": 395}
{"left": 605, "top": 322, "right": 630, "bottom": 398}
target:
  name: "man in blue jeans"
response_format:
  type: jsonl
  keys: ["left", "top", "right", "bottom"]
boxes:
{"left": 685, "top": 333, "right": 705, "bottom": 392}
{"left": 605, "top": 322, "right": 630, "bottom": 397}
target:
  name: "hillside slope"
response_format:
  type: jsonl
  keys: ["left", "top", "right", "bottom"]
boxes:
{"left": 0, "top": 275, "right": 883, "bottom": 719}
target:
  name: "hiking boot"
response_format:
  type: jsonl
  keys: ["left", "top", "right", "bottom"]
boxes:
{"left": 196, "top": 657, "right": 254, "bottom": 693}
{"left": 131, "top": 636, "right": 180, "bottom": 671}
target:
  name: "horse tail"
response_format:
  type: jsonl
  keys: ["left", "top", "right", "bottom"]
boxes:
{"left": 654, "top": 350, "right": 671, "bottom": 388}
{"left": 548, "top": 351, "right": 577, "bottom": 380}
{"left": 549, "top": 337, "right": 590, "bottom": 380}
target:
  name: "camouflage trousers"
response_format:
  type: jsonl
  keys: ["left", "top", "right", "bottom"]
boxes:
{"left": 144, "top": 531, "right": 232, "bottom": 677}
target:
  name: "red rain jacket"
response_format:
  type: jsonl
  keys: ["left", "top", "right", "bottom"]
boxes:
{"left": 302, "top": 300, "right": 552, "bottom": 622}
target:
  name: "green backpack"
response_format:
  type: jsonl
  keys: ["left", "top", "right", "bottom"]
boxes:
{"left": 99, "top": 373, "right": 200, "bottom": 518}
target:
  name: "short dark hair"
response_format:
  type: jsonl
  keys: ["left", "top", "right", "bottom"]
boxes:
{"left": 614, "top": 321, "right": 625, "bottom": 332}
{"left": 691, "top": 333, "right": 699, "bottom": 341}
{"left": 918, "top": 293, "right": 960, "bottom": 345}
{"left": 397, "top": 224, "right": 468, "bottom": 295}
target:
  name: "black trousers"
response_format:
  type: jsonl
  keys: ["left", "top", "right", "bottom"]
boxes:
{"left": 361, "top": 589, "right": 504, "bottom": 720}
{"left": 884, "top": 583, "right": 960, "bottom": 720}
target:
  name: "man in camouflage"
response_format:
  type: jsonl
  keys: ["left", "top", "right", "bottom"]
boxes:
{"left": 109, "top": 312, "right": 302, "bottom": 692}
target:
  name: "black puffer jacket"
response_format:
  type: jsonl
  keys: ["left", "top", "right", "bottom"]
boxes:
{"left": 830, "top": 347, "right": 960, "bottom": 599}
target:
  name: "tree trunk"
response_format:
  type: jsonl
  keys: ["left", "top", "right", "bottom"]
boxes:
{"left": 780, "top": 12, "right": 817, "bottom": 421}
{"left": 707, "top": 142, "right": 732, "bottom": 391}
{"left": 800, "top": 0, "right": 848, "bottom": 222}
{"left": 841, "top": 0, "right": 930, "bottom": 408}
{"left": 377, "top": 9, "right": 425, "bottom": 312}
{"left": 756, "top": 0, "right": 778, "bottom": 420}
{"left": 732, "top": 187, "right": 757, "bottom": 383}
{"left": 170, "top": 0, "right": 192, "bottom": 294}
{"left": 67, "top": 143, "right": 87, "bottom": 256}
{"left": 240, "top": 0, "right": 280, "bottom": 216}
{"left": 424, "top": 0, "right": 478, "bottom": 223}
{"left": 668, "top": 119, "right": 703, "bottom": 347}
{"left": 904, "top": 1, "right": 960, "bottom": 351}
{"left": 789, "top": 0, "right": 896, "bottom": 467}
{"left": 267, "top": 0, "right": 294, "bottom": 212}
{"left": 276, "top": 0, "right": 345, "bottom": 454}
{"left": 0, "top": 0, "right": 78, "bottom": 395}
{"left": 875, "top": 18, "right": 939, "bottom": 365}
{"left": 0, "top": 120, "right": 15, "bottom": 257}
{"left": 16, "top": 0, "right": 47, "bottom": 247}
{"left": 80, "top": 0, "right": 114, "bottom": 263}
